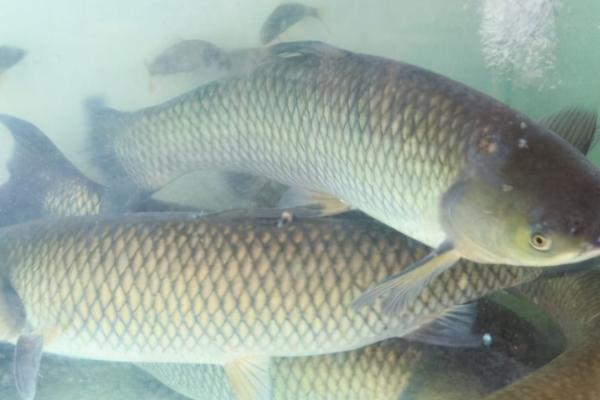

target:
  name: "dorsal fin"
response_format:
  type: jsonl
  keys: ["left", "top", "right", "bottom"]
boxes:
{"left": 269, "top": 41, "right": 349, "bottom": 59}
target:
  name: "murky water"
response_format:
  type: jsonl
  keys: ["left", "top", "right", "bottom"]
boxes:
{"left": 0, "top": 1, "right": 598, "bottom": 399}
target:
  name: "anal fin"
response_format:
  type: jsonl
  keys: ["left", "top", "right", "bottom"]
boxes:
{"left": 404, "top": 303, "right": 481, "bottom": 348}
{"left": 138, "top": 363, "right": 230, "bottom": 400}
{"left": 13, "top": 334, "right": 43, "bottom": 400}
{"left": 224, "top": 356, "right": 271, "bottom": 400}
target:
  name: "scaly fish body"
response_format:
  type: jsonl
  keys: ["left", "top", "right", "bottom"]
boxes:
{"left": 0, "top": 213, "right": 538, "bottom": 364}
{"left": 90, "top": 42, "right": 600, "bottom": 280}
{"left": 92, "top": 43, "right": 475, "bottom": 246}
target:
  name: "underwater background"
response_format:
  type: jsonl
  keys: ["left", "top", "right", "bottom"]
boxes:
{"left": 0, "top": 1, "right": 598, "bottom": 399}
{"left": 1, "top": 0, "right": 599, "bottom": 182}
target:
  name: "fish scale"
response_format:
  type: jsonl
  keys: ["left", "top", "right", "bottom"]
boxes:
{"left": 0, "top": 213, "right": 539, "bottom": 365}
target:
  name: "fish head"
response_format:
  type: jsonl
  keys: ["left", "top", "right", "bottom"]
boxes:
{"left": 443, "top": 119, "right": 600, "bottom": 267}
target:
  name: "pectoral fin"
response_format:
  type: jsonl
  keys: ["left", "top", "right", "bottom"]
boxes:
{"left": 352, "top": 242, "right": 460, "bottom": 315}
{"left": 277, "top": 186, "right": 351, "bottom": 216}
{"left": 539, "top": 107, "right": 598, "bottom": 154}
{"left": 224, "top": 356, "right": 271, "bottom": 400}
{"left": 99, "top": 179, "right": 156, "bottom": 214}
{"left": 224, "top": 172, "right": 270, "bottom": 197}
{"left": 13, "top": 334, "right": 43, "bottom": 400}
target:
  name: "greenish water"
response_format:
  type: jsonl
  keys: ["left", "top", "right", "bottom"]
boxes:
{"left": 0, "top": 1, "right": 598, "bottom": 399}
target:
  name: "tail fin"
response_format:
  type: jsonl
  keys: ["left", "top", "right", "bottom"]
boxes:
{"left": 0, "top": 114, "right": 72, "bottom": 171}
{"left": 86, "top": 97, "right": 169, "bottom": 213}
{"left": 0, "top": 115, "right": 102, "bottom": 226}
{"left": 85, "top": 96, "right": 132, "bottom": 183}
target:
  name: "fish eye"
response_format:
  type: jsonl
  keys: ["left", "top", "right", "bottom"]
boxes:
{"left": 529, "top": 233, "right": 551, "bottom": 251}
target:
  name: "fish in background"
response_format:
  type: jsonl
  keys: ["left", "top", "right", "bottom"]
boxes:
{"left": 0, "top": 110, "right": 333, "bottom": 219}
{"left": 0, "top": 115, "right": 274, "bottom": 223}
{"left": 0, "top": 46, "right": 26, "bottom": 73}
{"left": 86, "top": 39, "right": 600, "bottom": 315}
{"left": 147, "top": 2, "right": 322, "bottom": 78}
{"left": 483, "top": 268, "right": 600, "bottom": 399}
{"left": 147, "top": 40, "right": 231, "bottom": 76}
{"left": 147, "top": 40, "right": 277, "bottom": 80}
{"left": 259, "top": 3, "right": 321, "bottom": 45}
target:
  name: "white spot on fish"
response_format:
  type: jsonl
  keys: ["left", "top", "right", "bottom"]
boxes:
{"left": 479, "top": 136, "right": 498, "bottom": 154}
{"left": 520, "top": 121, "right": 527, "bottom": 130}
{"left": 501, "top": 184, "right": 513, "bottom": 192}
{"left": 278, "top": 211, "right": 294, "bottom": 228}
{"left": 482, "top": 333, "right": 493, "bottom": 347}
{"left": 518, "top": 138, "right": 528, "bottom": 148}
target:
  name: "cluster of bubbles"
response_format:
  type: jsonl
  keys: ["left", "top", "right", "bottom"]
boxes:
{"left": 478, "top": 0, "right": 561, "bottom": 89}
